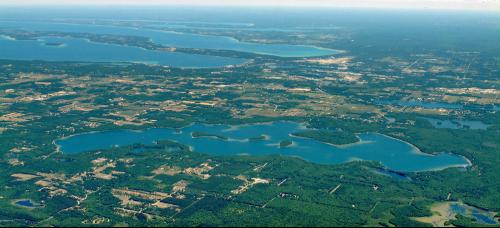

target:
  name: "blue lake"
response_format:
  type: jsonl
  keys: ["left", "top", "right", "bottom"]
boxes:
{"left": 0, "top": 21, "right": 339, "bottom": 57}
{"left": 0, "top": 35, "right": 247, "bottom": 68}
{"left": 55, "top": 121, "right": 470, "bottom": 172}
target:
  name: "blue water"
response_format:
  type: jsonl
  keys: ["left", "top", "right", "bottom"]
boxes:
{"left": 421, "top": 117, "right": 490, "bottom": 130}
{"left": 0, "top": 21, "right": 338, "bottom": 57}
{"left": 55, "top": 121, "right": 470, "bottom": 172}
{"left": 450, "top": 203, "right": 498, "bottom": 225}
{"left": 0, "top": 35, "right": 247, "bottom": 68}
{"left": 472, "top": 213, "right": 497, "bottom": 225}
{"left": 15, "top": 200, "right": 35, "bottom": 207}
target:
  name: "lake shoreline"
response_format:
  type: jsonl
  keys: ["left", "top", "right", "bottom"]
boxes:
{"left": 54, "top": 121, "right": 472, "bottom": 173}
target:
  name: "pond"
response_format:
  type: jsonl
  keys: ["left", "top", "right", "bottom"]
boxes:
{"left": 14, "top": 199, "right": 38, "bottom": 208}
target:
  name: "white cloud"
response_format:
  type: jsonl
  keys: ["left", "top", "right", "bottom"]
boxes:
{"left": 1, "top": 0, "right": 499, "bottom": 10}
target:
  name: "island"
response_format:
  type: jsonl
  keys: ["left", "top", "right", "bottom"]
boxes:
{"left": 191, "top": 131, "right": 229, "bottom": 141}
{"left": 291, "top": 130, "right": 358, "bottom": 145}
{"left": 279, "top": 140, "right": 293, "bottom": 148}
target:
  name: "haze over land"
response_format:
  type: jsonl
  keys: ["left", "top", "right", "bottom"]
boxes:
{"left": 2, "top": 0, "right": 500, "bottom": 10}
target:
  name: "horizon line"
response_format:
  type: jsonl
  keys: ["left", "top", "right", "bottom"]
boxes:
{"left": 1, "top": 0, "right": 499, "bottom": 11}
{"left": 1, "top": 4, "right": 499, "bottom": 12}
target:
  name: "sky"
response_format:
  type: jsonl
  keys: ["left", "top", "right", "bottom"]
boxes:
{"left": 1, "top": 0, "right": 499, "bottom": 10}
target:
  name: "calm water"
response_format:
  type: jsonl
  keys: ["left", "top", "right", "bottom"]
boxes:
{"left": 0, "top": 20, "right": 338, "bottom": 57}
{"left": 55, "top": 121, "right": 470, "bottom": 172}
{"left": 421, "top": 117, "right": 490, "bottom": 130}
{"left": 15, "top": 200, "right": 36, "bottom": 208}
{"left": 0, "top": 36, "right": 247, "bottom": 68}
{"left": 450, "top": 203, "right": 498, "bottom": 225}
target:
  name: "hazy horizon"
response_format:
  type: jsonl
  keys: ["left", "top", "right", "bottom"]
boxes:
{"left": 1, "top": 0, "right": 500, "bottom": 11}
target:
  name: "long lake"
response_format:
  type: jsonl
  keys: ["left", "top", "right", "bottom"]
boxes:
{"left": 0, "top": 35, "right": 247, "bottom": 68}
{"left": 0, "top": 20, "right": 339, "bottom": 58}
{"left": 55, "top": 121, "right": 470, "bottom": 172}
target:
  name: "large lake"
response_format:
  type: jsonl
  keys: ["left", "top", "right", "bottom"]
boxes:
{"left": 0, "top": 35, "right": 247, "bottom": 68}
{"left": 0, "top": 21, "right": 339, "bottom": 58}
{"left": 55, "top": 121, "right": 470, "bottom": 172}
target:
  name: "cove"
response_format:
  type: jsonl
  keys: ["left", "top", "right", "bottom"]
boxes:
{"left": 55, "top": 121, "right": 470, "bottom": 172}
{"left": 0, "top": 36, "right": 247, "bottom": 68}
{"left": 0, "top": 21, "right": 339, "bottom": 57}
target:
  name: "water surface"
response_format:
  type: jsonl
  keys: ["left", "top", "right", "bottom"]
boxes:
{"left": 421, "top": 117, "right": 490, "bottom": 130}
{"left": 0, "top": 20, "right": 338, "bottom": 57}
{"left": 14, "top": 199, "right": 37, "bottom": 208}
{"left": 450, "top": 202, "right": 498, "bottom": 225}
{"left": 0, "top": 35, "right": 247, "bottom": 68}
{"left": 55, "top": 121, "right": 470, "bottom": 172}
